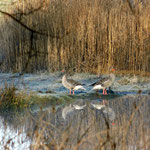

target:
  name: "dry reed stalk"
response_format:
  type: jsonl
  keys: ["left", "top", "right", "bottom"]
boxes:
{"left": 0, "top": 0, "right": 150, "bottom": 74}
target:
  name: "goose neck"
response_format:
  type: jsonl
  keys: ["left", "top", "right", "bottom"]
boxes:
{"left": 110, "top": 73, "right": 115, "bottom": 81}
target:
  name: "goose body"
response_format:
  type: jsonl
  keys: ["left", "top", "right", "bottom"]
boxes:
{"left": 62, "top": 104, "right": 86, "bottom": 120}
{"left": 91, "top": 103, "right": 116, "bottom": 123}
{"left": 92, "top": 73, "right": 115, "bottom": 95}
{"left": 62, "top": 104, "right": 75, "bottom": 120}
{"left": 91, "top": 103, "right": 105, "bottom": 110}
{"left": 62, "top": 74, "right": 85, "bottom": 94}
{"left": 73, "top": 104, "right": 86, "bottom": 110}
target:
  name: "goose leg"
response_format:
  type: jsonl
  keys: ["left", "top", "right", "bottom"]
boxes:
{"left": 104, "top": 89, "right": 107, "bottom": 95}
{"left": 103, "top": 89, "right": 107, "bottom": 95}
{"left": 103, "top": 100, "right": 108, "bottom": 105}
{"left": 102, "top": 100, "right": 106, "bottom": 105}
{"left": 103, "top": 89, "right": 105, "bottom": 95}
{"left": 73, "top": 90, "right": 74, "bottom": 95}
{"left": 69, "top": 89, "right": 72, "bottom": 94}
{"left": 103, "top": 89, "right": 108, "bottom": 104}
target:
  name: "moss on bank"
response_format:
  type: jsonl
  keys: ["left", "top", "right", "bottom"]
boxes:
{"left": 0, "top": 85, "right": 75, "bottom": 112}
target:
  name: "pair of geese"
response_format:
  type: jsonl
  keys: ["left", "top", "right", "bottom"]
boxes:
{"left": 62, "top": 68, "right": 116, "bottom": 95}
{"left": 62, "top": 68, "right": 116, "bottom": 124}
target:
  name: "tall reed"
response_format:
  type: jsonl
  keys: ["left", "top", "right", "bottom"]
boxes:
{"left": 0, "top": 0, "right": 150, "bottom": 74}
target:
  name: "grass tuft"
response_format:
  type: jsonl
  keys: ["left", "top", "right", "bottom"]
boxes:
{"left": 0, "top": 84, "right": 28, "bottom": 110}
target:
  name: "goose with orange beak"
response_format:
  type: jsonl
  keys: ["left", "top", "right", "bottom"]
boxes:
{"left": 91, "top": 67, "right": 116, "bottom": 95}
{"left": 61, "top": 70, "right": 85, "bottom": 94}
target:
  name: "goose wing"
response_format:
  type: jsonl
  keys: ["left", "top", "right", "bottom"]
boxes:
{"left": 91, "top": 76, "right": 110, "bottom": 87}
{"left": 67, "top": 78, "right": 83, "bottom": 86}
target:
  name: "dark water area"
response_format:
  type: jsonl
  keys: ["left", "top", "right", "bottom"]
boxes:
{"left": 0, "top": 73, "right": 150, "bottom": 149}
{"left": 0, "top": 94, "right": 150, "bottom": 150}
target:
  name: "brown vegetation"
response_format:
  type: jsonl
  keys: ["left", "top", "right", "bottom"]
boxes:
{"left": 0, "top": 0, "right": 150, "bottom": 75}
{"left": 0, "top": 84, "right": 29, "bottom": 110}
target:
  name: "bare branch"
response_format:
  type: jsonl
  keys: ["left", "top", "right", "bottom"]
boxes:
{"left": 12, "top": 1, "right": 45, "bottom": 16}
{"left": 0, "top": 9, "right": 69, "bottom": 39}
{"left": 126, "top": 0, "right": 136, "bottom": 15}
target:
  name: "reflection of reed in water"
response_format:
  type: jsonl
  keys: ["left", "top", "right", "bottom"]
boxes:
{"left": 0, "top": 95, "right": 149, "bottom": 150}
{"left": 91, "top": 102, "right": 116, "bottom": 126}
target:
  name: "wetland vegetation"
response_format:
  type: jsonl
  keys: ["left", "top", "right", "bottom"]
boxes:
{"left": 0, "top": 0, "right": 150, "bottom": 74}
{"left": 0, "top": 0, "right": 150, "bottom": 149}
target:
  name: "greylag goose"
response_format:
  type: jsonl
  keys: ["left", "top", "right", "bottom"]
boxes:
{"left": 62, "top": 74, "right": 85, "bottom": 94}
{"left": 91, "top": 103, "right": 106, "bottom": 110}
{"left": 73, "top": 104, "right": 86, "bottom": 110}
{"left": 91, "top": 68, "right": 116, "bottom": 95}
{"left": 91, "top": 103, "right": 116, "bottom": 125}
{"left": 62, "top": 104, "right": 75, "bottom": 120}
{"left": 62, "top": 104, "right": 86, "bottom": 120}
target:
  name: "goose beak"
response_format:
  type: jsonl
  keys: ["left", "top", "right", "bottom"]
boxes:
{"left": 61, "top": 69, "right": 65, "bottom": 73}
{"left": 112, "top": 68, "right": 115, "bottom": 72}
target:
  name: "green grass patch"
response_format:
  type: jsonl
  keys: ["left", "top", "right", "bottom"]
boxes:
{"left": 0, "top": 84, "right": 75, "bottom": 112}
{"left": 0, "top": 84, "right": 30, "bottom": 111}
{"left": 29, "top": 94, "right": 74, "bottom": 111}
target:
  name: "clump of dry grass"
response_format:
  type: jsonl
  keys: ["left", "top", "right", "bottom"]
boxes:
{"left": 0, "top": 84, "right": 29, "bottom": 110}
{"left": 0, "top": 84, "right": 74, "bottom": 112}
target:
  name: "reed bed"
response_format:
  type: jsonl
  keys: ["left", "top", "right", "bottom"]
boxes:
{"left": 0, "top": 0, "right": 150, "bottom": 75}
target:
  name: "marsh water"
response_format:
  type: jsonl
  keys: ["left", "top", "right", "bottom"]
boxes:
{"left": 0, "top": 72, "right": 150, "bottom": 150}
